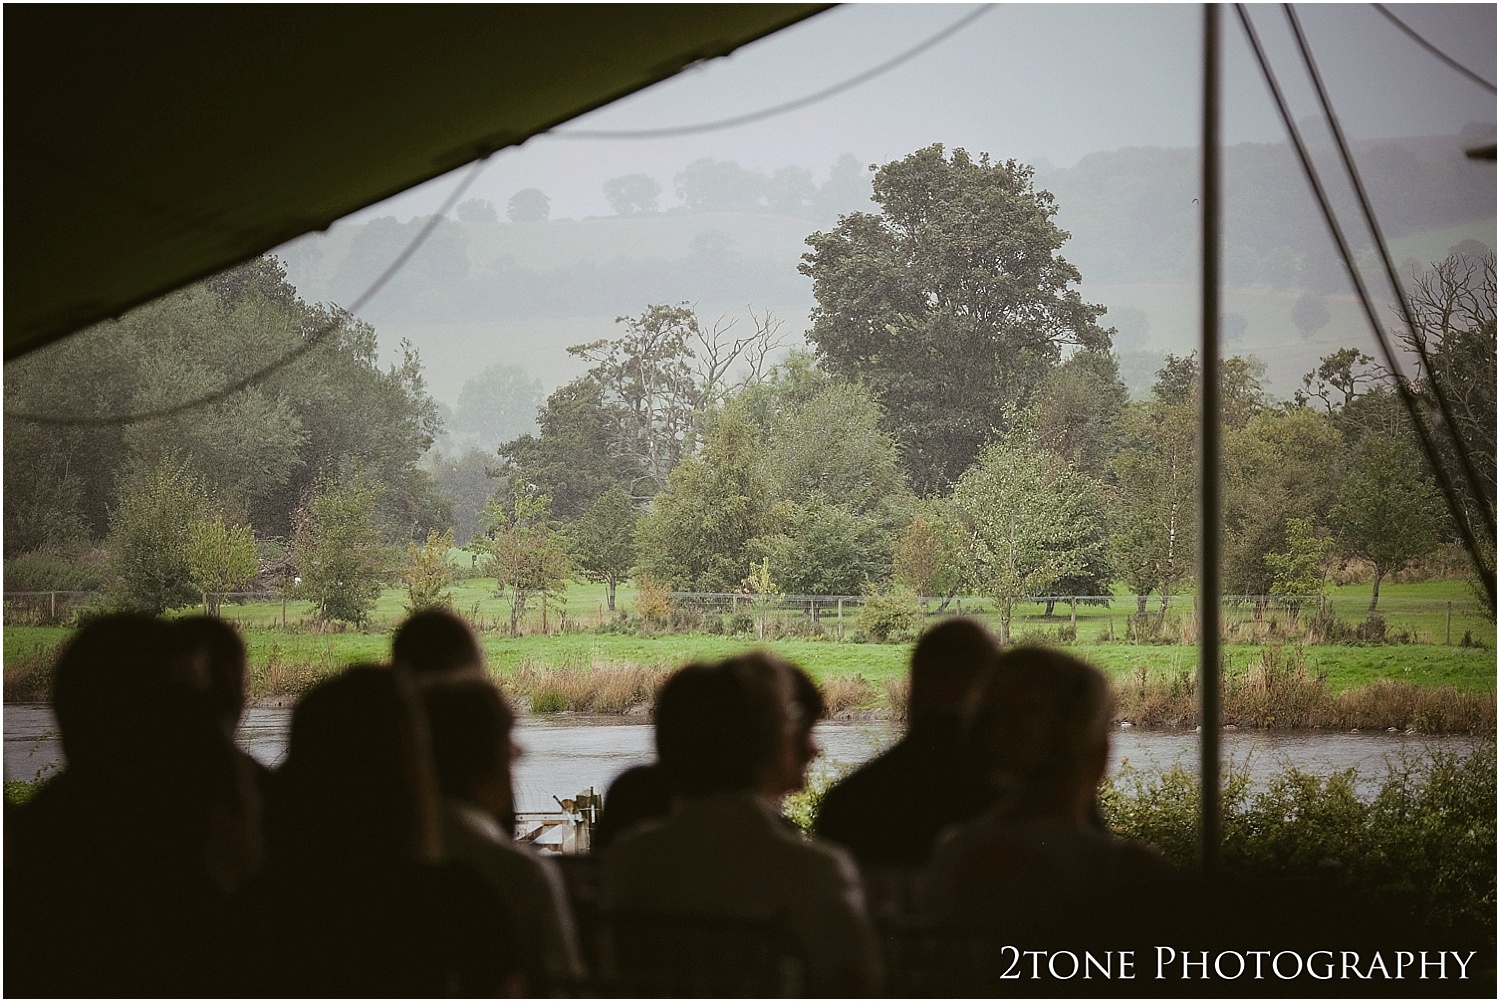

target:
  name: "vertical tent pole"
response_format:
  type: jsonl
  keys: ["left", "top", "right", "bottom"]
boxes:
{"left": 1198, "top": 1, "right": 1223, "bottom": 876}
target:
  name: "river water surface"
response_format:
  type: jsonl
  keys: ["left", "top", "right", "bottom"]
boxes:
{"left": 4, "top": 704, "right": 1485, "bottom": 811}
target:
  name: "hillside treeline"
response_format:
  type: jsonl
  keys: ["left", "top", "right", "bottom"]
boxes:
{"left": 285, "top": 135, "right": 1494, "bottom": 328}
{"left": 4, "top": 258, "right": 449, "bottom": 559}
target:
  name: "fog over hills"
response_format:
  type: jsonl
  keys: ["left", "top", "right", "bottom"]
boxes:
{"left": 272, "top": 3, "right": 1495, "bottom": 406}
{"left": 280, "top": 132, "right": 1495, "bottom": 404}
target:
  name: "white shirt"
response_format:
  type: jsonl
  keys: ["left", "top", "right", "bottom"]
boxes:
{"left": 439, "top": 800, "right": 585, "bottom": 989}
{"left": 920, "top": 810, "right": 1172, "bottom": 930}
{"left": 601, "top": 789, "right": 882, "bottom": 996}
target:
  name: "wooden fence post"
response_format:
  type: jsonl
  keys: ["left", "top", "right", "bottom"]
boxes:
{"left": 837, "top": 598, "right": 844, "bottom": 640}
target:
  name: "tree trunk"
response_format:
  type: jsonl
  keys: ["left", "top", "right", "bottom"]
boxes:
{"left": 1000, "top": 601, "right": 1012, "bottom": 646}
{"left": 1369, "top": 568, "right": 1384, "bottom": 613}
{"left": 607, "top": 578, "right": 616, "bottom": 612}
{"left": 509, "top": 586, "right": 522, "bottom": 636}
{"left": 1044, "top": 598, "right": 1056, "bottom": 617}
{"left": 936, "top": 586, "right": 958, "bottom": 613}
{"left": 1136, "top": 593, "right": 1148, "bottom": 618}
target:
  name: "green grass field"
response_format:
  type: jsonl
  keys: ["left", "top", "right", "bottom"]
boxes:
{"left": 5, "top": 579, "right": 1493, "bottom": 704}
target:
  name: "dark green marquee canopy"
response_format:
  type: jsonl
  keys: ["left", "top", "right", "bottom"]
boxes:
{"left": 3, "top": 4, "right": 829, "bottom": 360}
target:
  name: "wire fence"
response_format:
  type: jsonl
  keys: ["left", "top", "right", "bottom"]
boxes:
{"left": 3, "top": 588, "right": 1487, "bottom": 648}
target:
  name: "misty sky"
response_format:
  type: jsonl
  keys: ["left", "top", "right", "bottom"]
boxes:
{"left": 342, "top": 3, "right": 1496, "bottom": 224}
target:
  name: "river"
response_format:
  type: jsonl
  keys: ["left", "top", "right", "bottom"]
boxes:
{"left": 3, "top": 704, "right": 1485, "bottom": 810}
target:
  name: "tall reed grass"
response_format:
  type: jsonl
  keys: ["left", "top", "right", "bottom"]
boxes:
{"left": 2, "top": 646, "right": 56, "bottom": 701}
{"left": 1114, "top": 645, "right": 1496, "bottom": 734}
{"left": 819, "top": 673, "right": 877, "bottom": 715}
{"left": 506, "top": 658, "right": 670, "bottom": 713}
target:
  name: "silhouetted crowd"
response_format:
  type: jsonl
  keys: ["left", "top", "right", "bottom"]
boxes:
{"left": 4, "top": 609, "right": 1191, "bottom": 997}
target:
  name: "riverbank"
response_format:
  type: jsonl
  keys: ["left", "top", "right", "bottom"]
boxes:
{"left": 5, "top": 624, "right": 1495, "bottom": 734}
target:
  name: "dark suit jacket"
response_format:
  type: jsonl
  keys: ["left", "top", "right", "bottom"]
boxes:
{"left": 813, "top": 715, "right": 997, "bottom": 870}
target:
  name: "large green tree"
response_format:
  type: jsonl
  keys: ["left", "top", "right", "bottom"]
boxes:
{"left": 1401, "top": 252, "right": 1496, "bottom": 574}
{"left": 1222, "top": 408, "right": 1342, "bottom": 602}
{"left": 292, "top": 472, "right": 395, "bottom": 627}
{"left": 3, "top": 257, "right": 448, "bottom": 551}
{"left": 498, "top": 379, "right": 639, "bottom": 519}
{"left": 947, "top": 443, "right": 1109, "bottom": 645}
{"left": 571, "top": 486, "right": 639, "bottom": 612}
{"left": 1330, "top": 437, "right": 1443, "bottom": 612}
{"left": 635, "top": 407, "right": 779, "bottom": 592}
{"left": 799, "top": 144, "right": 1111, "bottom": 493}
{"left": 470, "top": 483, "right": 571, "bottom": 634}
{"left": 1027, "top": 349, "right": 1129, "bottom": 480}
{"left": 106, "top": 457, "right": 213, "bottom": 614}
{"left": 449, "top": 362, "right": 543, "bottom": 453}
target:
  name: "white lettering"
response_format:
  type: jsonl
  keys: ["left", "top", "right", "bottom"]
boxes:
{"left": 1451, "top": 951, "right": 1475, "bottom": 979}
{"left": 1213, "top": 951, "right": 1246, "bottom": 979}
{"left": 1048, "top": 951, "right": 1080, "bottom": 979}
{"left": 1306, "top": 951, "right": 1334, "bottom": 979}
{"left": 1272, "top": 951, "right": 1303, "bottom": 980}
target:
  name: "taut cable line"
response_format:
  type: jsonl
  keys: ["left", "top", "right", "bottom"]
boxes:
{"left": 1233, "top": 4, "right": 1497, "bottom": 611}
{"left": 550, "top": 5, "right": 993, "bottom": 140}
{"left": 5, "top": 158, "right": 489, "bottom": 428}
{"left": 1283, "top": 3, "right": 1496, "bottom": 548}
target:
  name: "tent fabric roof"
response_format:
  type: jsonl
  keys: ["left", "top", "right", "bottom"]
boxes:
{"left": 3, "top": 4, "right": 829, "bottom": 360}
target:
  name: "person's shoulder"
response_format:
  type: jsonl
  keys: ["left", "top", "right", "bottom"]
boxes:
{"left": 1115, "top": 837, "right": 1178, "bottom": 879}
{"left": 816, "top": 743, "right": 905, "bottom": 818}
{"left": 603, "top": 810, "right": 676, "bottom": 861}
{"left": 767, "top": 814, "right": 861, "bottom": 881}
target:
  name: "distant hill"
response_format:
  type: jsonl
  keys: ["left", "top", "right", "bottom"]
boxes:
{"left": 280, "top": 134, "right": 1495, "bottom": 404}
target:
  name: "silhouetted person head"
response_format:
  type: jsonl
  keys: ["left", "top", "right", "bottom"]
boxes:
{"left": 392, "top": 608, "right": 484, "bottom": 677}
{"left": 774, "top": 663, "right": 824, "bottom": 796}
{"left": 909, "top": 617, "right": 1000, "bottom": 724}
{"left": 53, "top": 613, "right": 188, "bottom": 775}
{"left": 173, "top": 615, "right": 249, "bottom": 733}
{"left": 423, "top": 677, "right": 517, "bottom": 825}
{"left": 273, "top": 664, "right": 441, "bottom": 865}
{"left": 656, "top": 653, "right": 794, "bottom": 800}
{"left": 965, "top": 647, "right": 1112, "bottom": 823}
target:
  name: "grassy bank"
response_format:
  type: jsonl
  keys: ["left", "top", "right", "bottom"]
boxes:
{"left": 6, "top": 620, "right": 1494, "bottom": 733}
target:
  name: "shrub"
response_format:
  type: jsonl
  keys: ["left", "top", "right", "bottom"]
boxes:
{"left": 820, "top": 673, "right": 877, "bottom": 715}
{"left": 3, "top": 552, "right": 106, "bottom": 593}
{"left": 402, "top": 529, "right": 455, "bottom": 613}
{"left": 1113, "top": 647, "right": 1495, "bottom": 734}
{"left": 185, "top": 514, "right": 260, "bottom": 616}
{"left": 3, "top": 644, "right": 59, "bottom": 701}
{"left": 857, "top": 584, "right": 923, "bottom": 643}
{"left": 4, "top": 778, "right": 49, "bottom": 805}
{"left": 882, "top": 675, "right": 910, "bottom": 721}
{"left": 782, "top": 763, "right": 851, "bottom": 837}
{"left": 724, "top": 611, "right": 756, "bottom": 636}
{"left": 634, "top": 577, "right": 672, "bottom": 628}
{"left": 292, "top": 472, "right": 395, "bottom": 628}
{"left": 106, "top": 456, "right": 212, "bottom": 614}
{"left": 1102, "top": 747, "right": 1497, "bottom": 934}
